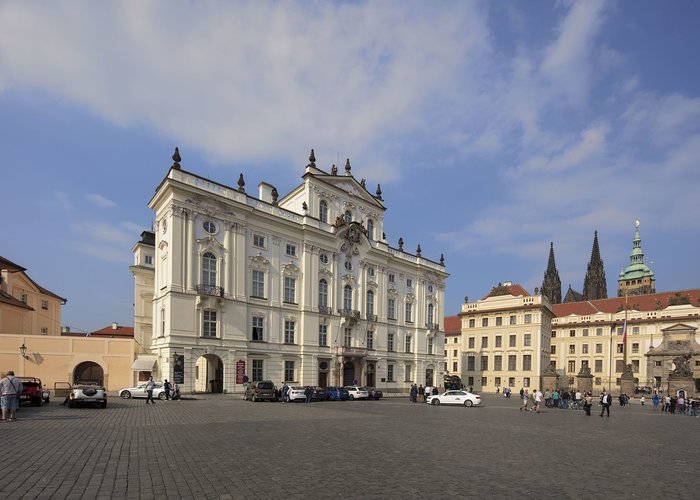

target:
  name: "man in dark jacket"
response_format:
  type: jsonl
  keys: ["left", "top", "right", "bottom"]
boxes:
{"left": 600, "top": 390, "right": 612, "bottom": 417}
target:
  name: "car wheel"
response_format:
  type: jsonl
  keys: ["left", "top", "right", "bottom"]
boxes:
{"left": 34, "top": 398, "right": 43, "bottom": 407}
{"left": 158, "top": 392, "right": 167, "bottom": 400}
{"left": 69, "top": 400, "right": 75, "bottom": 408}
{"left": 101, "top": 401, "right": 107, "bottom": 408}
{"left": 349, "top": 394, "right": 355, "bottom": 400}
{"left": 464, "top": 400, "right": 473, "bottom": 407}
{"left": 432, "top": 399, "right": 440, "bottom": 406}
{"left": 120, "top": 391, "right": 132, "bottom": 399}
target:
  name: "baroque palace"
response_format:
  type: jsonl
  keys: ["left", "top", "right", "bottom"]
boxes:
{"left": 132, "top": 149, "right": 448, "bottom": 394}
{"left": 446, "top": 224, "right": 700, "bottom": 395}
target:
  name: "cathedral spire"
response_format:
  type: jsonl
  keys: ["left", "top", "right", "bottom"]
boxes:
{"left": 541, "top": 242, "right": 562, "bottom": 304}
{"left": 617, "top": 220, "right": 655, "bottom": 297}
{"left": 583, "top": 230, "right": 608, "bottom": 300}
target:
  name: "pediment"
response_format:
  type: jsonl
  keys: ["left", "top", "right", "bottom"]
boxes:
{"left": 313, "top": 176, "right": 384, "bottom": 209}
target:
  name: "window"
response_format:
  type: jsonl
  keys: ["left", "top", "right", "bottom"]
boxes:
{"left": 569, "top": 344, "right": 576, "bottom": 354}
{"left": 524, "top": 334, "right": 531, "bottom": 347}
{"left": 284, "top": 277, "right": 296, "bottom": 303}
{"left": 582, "top": 328, "right": 589, "bottom": 337}
{"left": 387, "top": 364, "right": 395, "bottom": 382}
{"left": 582, "top": 344, "right": 589, "bottom": 354}
{"left": 596, "top": 343, "right": 603, "bottom": 354}
{"left": 595, "top": 377, "right": 601, "bottom": 385}
{"left": 388, "top": 333, "right": 395, "bottom": 351}
{"left": 253, "top": 234, "right": 266, "bottom": 248}
{"left": 344, "top": 210, "right": 352, "bottom": 224}
{"left": 482, "top": 377, "right": 487, "bottom": 386}
{"left": 524, "top": 314, "right": 532, "bottom": 324}
{"left": 594, "top": 360, "right": 603, "bottom": 372}
{"left": 480, "top": 356, "right": 488, "bottom": 371}
{"left": 318, "top": 279, "right": 328, "bottom": 309}
{"left": 454, "top": 337, "right": 459, "bottom": 343}
{"left": 388, "top": 273, "right": 395, "bottom": 283}
{"left": 632, "top": 343, "right": 639, "bottom": 354}
{"left": 405, "top": 302, "right": 413, "bottom": 323}
{"left": 367, "top": 331, "right": 374, "bottom": 350}
{"left": 406, "top": 278, "right": 413, "bottom": 287}
{"left": 551, "top": 344, "right": 556, "bottom": 355}
{"left": 494, "top": 355, "right": 502, "bottom": 371}
{"left": 496, "top": 317, "right": 503, "bottom": 326}
{"left": 481, "top": 336, "right": 488, "bottom": 348}
{"left": 252, "top": 360, "right": 263, "bottom": 381}
{"left": 508, "top": 377, "right": 515, "bottom": 387}
{"left": 366, "top": 290, "right": 375, "bottom": 318}
{"left": 616, "top": 343, "right": 623, "bottom": 354}
{"left": 508, "top": 355, "right": 516, "bottom": 371}
{"left": 523, "top": 377, "right": 530, "bottom": 388}
{"left": 523, "top": 355, "right": 532, "bottom": 371}
{"left": 615, "top": 360, "right": 624, "bottom": 372}
{"left": 203, "top": 220, "right": 217, "bottom": 234}
{"left": 569, "top": 329, "right": 576, "bottom": 337}
{"left": 319, "top": 325, "right": 328, "bottom": 346}
{"left": 495, "top": 376, "right": 502, "bottom": 386}
{"left": 367, "top": 267, "right": 375, "bottom": 278}
{"left": 344, "top": 328, "right": 352, "bottom": 347}
{"left": 469, "top": 319, "right": 475, "bottom": 328}
{"left": 319, "top": 253, "right": 329, "bottom": 264}
{"left": 202, "top": 252, "right": 217, "bottom": 286}
{"left": 596, "top": 328, "right": 603, "bottom": 336}
{"left": 366, "top": 219, "right": 374, "bottom": 240}
{"left": 161, "top": 307, "right": 165, "bottom": 336}
{"left": 551, "top": 331, "right": 556, "bottom": 338}
{"left": 252, "top": 270, "right": 265, "bottom": 298}
{"left": 252, "top": 316, "right": 264, "bottom": 341}
{"left": 509, "top": 335, "right": 516, "bottom": 347}
{"left": 284, "top": 320, "right": 295, "bottom": 344}
{"left": 568, "top": 360, "right": 576, "bottom": 373}
{"left": 145, "top": 254, "right": 153, "bottom": 265}
{"left": 387, "top": 297, "right": 396, "bottom": 320}
{"left": 509, "top": 315, "right": 516, "bottom": 325}
{"left": 20, "top": 293, "right": 27, "bottom": 304}
{"left": 319, "top": 200, "right": 328, "bottom": 223}
{"left": 632, "top": 326, "right": 640, "bottom": 335}
{"left": 468, "top": 337, "right": 475, "bottom": 349}
{"left": 40, "top": 327, "right": 48, "bottom": 335}
{"left": 482, "top": 318, "right": 488, "bottom": 327}
{"left": 203, "top": 310, "right": 217, "bottom": 337}
{"left": 428, "top": 337, "right": 433, "bottom": 355}
{"left": 453, "top": 361, "right": 458, "bottom": 372}
{"left": 286, "top": 243, "right": 296, "bottom": 257}
{"left": 467, "top": 356, "right": 475, "bottom": 371}
{"left": 405, "top": 334, "right": 412, "bottom": 353}
{"left": 41, "top": 300, "right": 49, "bottom": 310}
{"left": 284, "top": 361, "right": 295, "bottom": 382}
{"left": 343, "top": 285, "right": 353, "bottom": 311}
{"left": 495, "top": 335, "right": 502, "bottom": 348}
{"left": 427, "top": 304, "right": 434, "bottom": 326}
{"left": 405, "top": 364, "right": 412, "bottom": 382}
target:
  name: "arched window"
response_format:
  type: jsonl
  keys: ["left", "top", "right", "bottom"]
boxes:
{"left": 319, "top": 279, "right": 328, "bottom": 309}
{"left": 366, "top": 219, "right": 374, "bottom": 240}
{"left": 319, "top": 200, "right": 328, "bottom": 223}
{"left": 344, "top": 210, "right": 352, "bottom": 224}
{"left": 427, "top": 303, "right": 434, "bottom": 326}
{"left": 343, "top": 285, "right": 353, "bottom": 311}
{"left": 202, "top": 252, "right": 217, "bottom": 286}
{"left": 366, "top": 290, "right": 374, "bottom": 318}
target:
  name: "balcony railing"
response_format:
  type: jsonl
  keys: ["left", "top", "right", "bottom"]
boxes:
{"left": 337, "top": 346, "right": 367, "bottom": 357}
{"left": 425, "top": 322, "right": 439, "bottom": 331}
{"left": 196, "top": 284, "right": 224, "bottom": 297}
{"left": 337, "top": 309, "right": 361, "bottom": 320}
{"left": 366, "top": 313, "right": 378, "bottom": 322}
{"left": 318, "top": 306, "right": 333, "bottom": 315}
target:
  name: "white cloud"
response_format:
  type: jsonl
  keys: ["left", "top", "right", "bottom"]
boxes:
{"left": 86, "top": 193, "right": 117, "bottom": 208}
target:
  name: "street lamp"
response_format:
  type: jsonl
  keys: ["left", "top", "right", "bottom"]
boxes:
{"left": 19, "top": 343, "right": 28, "bottom": 358}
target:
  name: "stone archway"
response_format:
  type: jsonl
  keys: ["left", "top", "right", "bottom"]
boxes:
{"left": 343, "top": 362, "right": 355, "bottom": 386}
{"left": 195, "top": 354, "right": 224, "bottom": 393}
{"left": 73, "top": 361, "right": 104, "bottom": 384}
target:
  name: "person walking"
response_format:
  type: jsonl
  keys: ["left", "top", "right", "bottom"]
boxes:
{"left": 640, "top": 395, "right": 645, "bottom": 407}
{"left": 304, "top": 386, "right": 312, "bottom": 405}
{"left": 410, "top": 384, "right": 418, "bottom": 403}
{"left": 583, "top": 391, "right": 593, "bottom": 416}
{"left": 145, "top": 376, "right": 156, "bottom": 405}
{"left": 1, "top": 370, "right": 23, "bottom": 422}
{"left": 652, "top": 393, "right": 660, "bottom": 410}
{"left": 163, "top": 379, "right": 172, "bottom": 401}
{"left": 519, "top": 389, "right": 529, "bottom": 412}
{"left": 599, "top": 390, "right": 612, "bottom": 417}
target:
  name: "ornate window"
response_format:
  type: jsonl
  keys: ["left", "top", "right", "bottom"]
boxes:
{"left": 427, "top": 303, "right": 434, "bottom": 326}
{"left": 366, "top": 290, "right": 374, "bottom": 318}
{"left": 202, "top": 252, "right": 216, "bottom": 286}
{"left": 318, "top": 279, "right": 328, "bottom": 309}
{"left": 252, "top": 316, "right": 264, "bottom": 341}
{"left": 284, "top": 320, "right": 295, "bottom": 344}
{"left": 203, "top": 310, "right": 217, "bottom": 337}
{"left": 343, "top": 285, "right": 352, "bottom": 311}
{"left": 252, "top": 270, "right": 265, "bottom": 298}
{"left": 319, "top": 200, "right": 328, "bottom": 223}
{"left": 366, "top": 219, "right": 374, "bottom": 240}
{"left": 284, "top": 277, "right": 296, "bottom": 303}
{"left": 344, "top": 210, "right": 352, "bottom": 224}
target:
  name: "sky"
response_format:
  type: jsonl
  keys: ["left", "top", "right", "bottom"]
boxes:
{"left": 1, "top": 0, "right": 699, "bottom": 332}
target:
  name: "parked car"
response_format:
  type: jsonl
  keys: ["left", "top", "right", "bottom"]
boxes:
{"left": 311, "top": 387, "right": 326, "bottom": 401}
{"left": 245, "top": 380, "right": 277, "bottom": 402}
{"left": 286, "top": 386, "right": 307, "bottom": 402}
{"left": 18, "top": 377, "right": 47, "bottom": 406}
{"left": 325, "top": 386, "right": 349, "bottom": 401}
{"left": 364, "top": 387, "right": 383, "bottom": 400}
{"left": 426, "top": 390, "right": 481, "bottom": 407}
{"left": 69, "top": 380, "right": 107, "bottom": 408}
{"left": 119, "top": 382, "right": 167, "bottom": 400}
{"left": 344, "top": 386, "right": 369, "bottom": 400}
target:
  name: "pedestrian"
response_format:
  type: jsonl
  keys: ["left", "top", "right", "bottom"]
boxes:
{"left": 640, "top": 395, "right": 645, "bottom": 407}
{"left": 652, "top": 393, "right": 660, "bottom": 410}
{"left": 423, "top": 385, "right": 432, "bottom": 402}
{"left": 533, "top": 389, "right": 542, "bottom": 413}
{"left": 519, "top": 389, "right": 529, "bottom": 412}
{"left": 432, "top": 386, "right": 438, "bottom": 396}
{"left": 282, "top": 383, "right": 289, "bottom": 403}
{"left": 410, "top": 384, "right": 418, "bottom": 403}
{"left": 145, "top": 376, "right": 156, "bottom": 404}
{"left": 496, "top": 386, "right": 500, "bottom": 397}
{"left": 304, "top": 386, "right": 312, "bottom": 405}
{"left": 418, "top": 384, "right": 424, "bottom": 402}
{"left": 1, "top": 370, "right": 23, "bottom": 422}
{"left": 599, "top": 390, "right": 612, "bottom": 417}
{"left": 583, "top": 391, "right": 593, "bottom": 416}
{"left": 163, "top": 379, "right": 172, "bottom": 400}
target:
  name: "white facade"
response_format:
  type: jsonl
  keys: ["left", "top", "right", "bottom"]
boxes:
{"left": 134, "top": 151, "right": 448, "bottom": 393}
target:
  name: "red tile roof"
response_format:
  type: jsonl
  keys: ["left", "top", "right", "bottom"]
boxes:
{"left": 89, "top": 325, "right": 135, "bottom": 337}
{"left": 444, "top": 315, "right": 461, "bottom": 335}
{"left": 552, "top": 288, "right": 700, "bottom": 317}
{"left": 0, "top": 290, "right": 34, "bottom": 310}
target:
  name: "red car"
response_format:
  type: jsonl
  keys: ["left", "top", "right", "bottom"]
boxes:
{"left": 18, "top": 377, "right": 49, "bottom": 406}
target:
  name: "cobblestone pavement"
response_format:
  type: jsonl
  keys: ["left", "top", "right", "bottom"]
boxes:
{"left": 1, "top": 394, "right": 698, "bottom": 499}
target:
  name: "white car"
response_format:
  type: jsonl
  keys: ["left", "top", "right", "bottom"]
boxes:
{"left": 285, "top": 386, "right": 307, "bottom": 402}
{"left": 119, "top": 383, "right": 167, "bottom": 400}
{"left": 426, "top": 390, "right": 481, "bottom": 407}
{"left": 344, "top": 386, "right": 369, "bottom": 400}
{"left": 69, "top": 381, "right": 107, "bottom": 408}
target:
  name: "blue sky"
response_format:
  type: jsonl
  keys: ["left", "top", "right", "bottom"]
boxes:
{"left": 2, "top": 1, "right": 699, "bottom": 332}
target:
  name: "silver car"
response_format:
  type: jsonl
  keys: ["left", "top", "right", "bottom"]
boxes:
{"left": 344, "top": 386, "right": 369, "bottom": 400}
{"left": 119, "top": 382, "right": 167, "bottom": 400}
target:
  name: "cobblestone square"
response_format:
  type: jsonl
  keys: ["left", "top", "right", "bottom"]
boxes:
{"left": 1, "top": 395, "right": 698, "bottom": 499}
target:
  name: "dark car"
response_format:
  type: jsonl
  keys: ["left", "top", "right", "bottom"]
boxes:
{"left": 364, "top": 387, "right": 383, "bottom": 400}
{"left": 325, "top": 386, "right": 349, "bottom": 401}
{"left": 245, "top": 381, "right": 277, "bottom": 402}
{"left": 311, "top": 387, "right": 327, "bottom": 401}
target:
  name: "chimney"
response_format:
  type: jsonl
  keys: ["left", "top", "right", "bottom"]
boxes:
{"left": 112, "top": 322, "right": 118, "bottom": 330}
{"left": 258, "top": 182, "right": 275, "bottom": 203}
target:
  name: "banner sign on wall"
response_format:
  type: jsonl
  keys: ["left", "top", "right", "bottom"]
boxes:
{"left": 236, "top": 360, "right": 246, "bottom": 384}
{"left": 173, "top": 354, "right": 184, "bottom": 384}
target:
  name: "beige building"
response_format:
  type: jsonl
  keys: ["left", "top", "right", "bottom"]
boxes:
{"left": 455, "top": 282, "right": 553, "bottom": 393}
{"left": 133, "top": 149, "right": 448, "bottom": 394}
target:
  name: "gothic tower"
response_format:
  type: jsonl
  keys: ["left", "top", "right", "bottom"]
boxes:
{"left": 541, "top": 242, "right": 562, "bottom": 304}
{"left": 583, "top": 231, "right": 608, "bottom": 300}
{"left": 618, "top": 221, "right": 655, "bottom": 297}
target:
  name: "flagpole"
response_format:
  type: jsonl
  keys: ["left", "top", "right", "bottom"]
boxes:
{"left": 623, "top": 292, "right": 629, "bottom": 365}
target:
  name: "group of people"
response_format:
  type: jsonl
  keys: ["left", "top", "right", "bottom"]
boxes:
{"left": 650, "top": 394, "right": 699, "bottom": 416}
{"left": 409, "top": 384, "right": 439, "bottom": 403}
{"left": 144, "top": 377, "right": 180, "bottom": 404}
{"left": 518, "top": 387, "right": 608, "bottom": 417}
{"left": 495, "top": 386, "right": 513, "bottom": 398}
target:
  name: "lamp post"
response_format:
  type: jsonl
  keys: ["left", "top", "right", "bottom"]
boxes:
{"left": 20, "top": 343, "right": 27, "bottom": 358}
